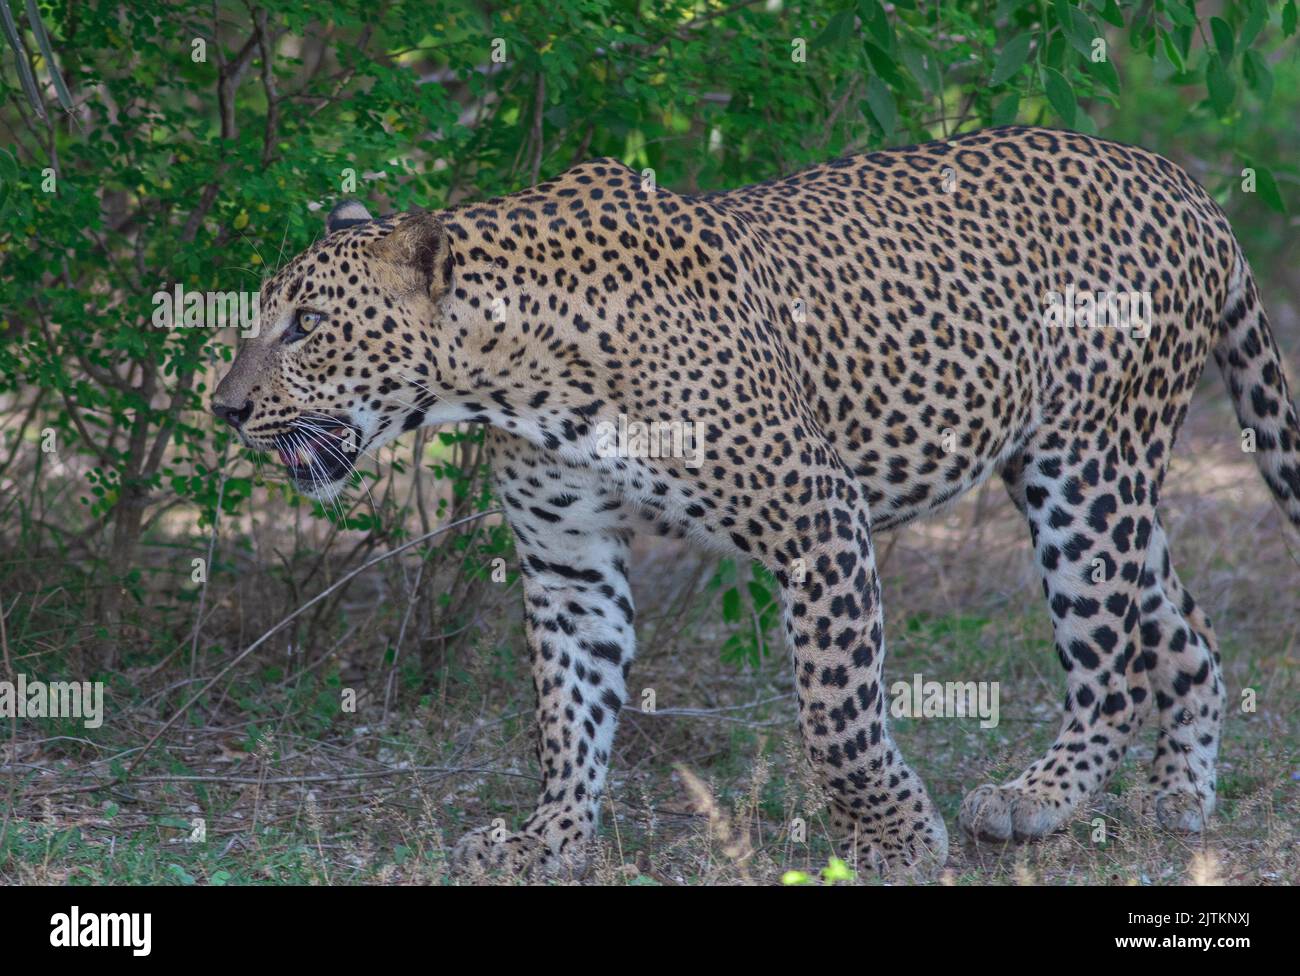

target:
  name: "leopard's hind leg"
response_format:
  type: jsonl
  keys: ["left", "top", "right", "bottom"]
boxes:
{"left": 1135, "top": 515, "right": 1224, "bottom": 831}
{"left": 962, "top": 418, "right": 1155, "bottom": 841}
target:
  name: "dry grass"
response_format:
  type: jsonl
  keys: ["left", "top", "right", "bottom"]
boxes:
{"left": 2, "top": 355, "right": 1297, "bottom": 886}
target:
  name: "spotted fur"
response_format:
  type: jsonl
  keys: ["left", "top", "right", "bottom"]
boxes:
{"left": 213, "top": 126, "right": 1300, "bottom": 877}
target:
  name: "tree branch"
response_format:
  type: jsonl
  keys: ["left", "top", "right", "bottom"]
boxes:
{"left": 179, "top": 17, "right": 262, "bottom": 243}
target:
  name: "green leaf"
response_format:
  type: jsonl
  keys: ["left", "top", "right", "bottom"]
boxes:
{"left": 991, "top": 33, "right": 1033, "bottom": 86}
{"left": 858, "top": 0, "right": 894, "bottom": 51}
{"left": 23, "top": 0, "right": 74, "bottom": 111}
{"left": 1042, "top": 66, "right": 1076, "bottom": 126}
{"left": 0, "top": 0, "right": 45, "bottom": 118}
{"left": 1240, "top": 0, "right": 1268, "bottom": 47}
{"left": 1055, "top": 0, "right": 1100, "bottom": 59}
{"left": 992, "top": 92, "right": 1020, "bottom": 126}
{"left": 1242, "top": 49, "right": 1272, "bottom": 102}
{"left": 1051, "top": 0, "right": 1072, "bottom": 33}
{"left": 863, "top": 40, "right": 907, "bottom": 89}
{"left": 812, "top": 10, "right": 855, "bottom": 50}
{"left": 822, "top": 856, "right": 856, "bottom": 882}
{"left": 1159, "top": 30, "right": 1185, "bottom": 73}
{"left": 1042, "top": 31, "right": 1068, "bottom": 70}
{"left": 721, "top": 587, "right": 741, "bottom": 623}
{"left": 1164, "top": 1, "right": 1198, "bottom": 29}
{"left": 1285, "top": 0, "right": 1298, "bottom": 38}
{"left": 899, "top": 44, "right": 936, "bottom": 94}
{"left": 1087, "top": 56, "right": 1120, "bottom": 94}
{"left": 1098, "top": 0, "right": 1125, "bottom": 29}
{"left": 1205, "top": 53, "right": 1235, "bottom": 116}
{"left": 1209, "top": 17, "right": 1234, "bottom": 60}
{"left": 1248, "top": 164, "right": 1286, "bottom": 214}
{"left": 921, "top": 45, "right": 943, "bottom": 92}
{"left": 864, "top": 76, "right": 898, "bottom": 136}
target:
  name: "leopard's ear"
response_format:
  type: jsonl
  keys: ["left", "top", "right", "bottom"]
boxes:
{"left": 373, "top": 210, "right": 452, "bottom": 300}
{"left": 326, "top": 199, "right": 373, "bottom": 233}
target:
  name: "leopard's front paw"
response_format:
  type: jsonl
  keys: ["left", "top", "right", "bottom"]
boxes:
{"left": 959, "top": 782, "right": 1073, "bottom": 842}
{"left": 1142, "top": 789, "right": 1214, "bottom": 833}
{"left": 831, "top": 797, "right": 950, "bottom": 879}
{"left": 450, "top": 823, "right": 588, "bottom": 881}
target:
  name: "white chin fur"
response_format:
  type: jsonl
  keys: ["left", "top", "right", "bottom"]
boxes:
{"left": 298, "top": 477, "right": 346, "bottom": 502}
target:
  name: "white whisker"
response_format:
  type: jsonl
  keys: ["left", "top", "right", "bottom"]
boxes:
{"left": 291, "top": 430, "right": 347, "bottom": 522}
{"left": 395, "top": 373, "right": 446, "bottom": 406}
{"left": 295, "top": 422, "right": 381, "bottom": 516}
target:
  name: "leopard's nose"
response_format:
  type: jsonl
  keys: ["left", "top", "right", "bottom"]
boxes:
{"left": 212, "top": 399, "right": 253, "bottom": 429}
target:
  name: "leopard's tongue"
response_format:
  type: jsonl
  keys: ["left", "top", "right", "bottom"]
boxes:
{"left": 277, "top": 444, "right": 315, "bottom": 468}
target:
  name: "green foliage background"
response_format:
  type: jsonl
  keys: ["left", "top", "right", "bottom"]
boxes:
{"left": 1, "top": 0, "right": 1297, "bottom": 673}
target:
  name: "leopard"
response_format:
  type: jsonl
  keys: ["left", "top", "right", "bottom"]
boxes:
{"left": 212, "top": 125, "right": 1300, "bottom": 879}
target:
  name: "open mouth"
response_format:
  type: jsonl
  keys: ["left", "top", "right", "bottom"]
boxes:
{"left": 273, "top": 416, "right": 361, "bottom": 485}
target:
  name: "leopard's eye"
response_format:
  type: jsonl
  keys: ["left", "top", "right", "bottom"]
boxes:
{"left": 284, "top": 310, "right": 323, "bottom": 344}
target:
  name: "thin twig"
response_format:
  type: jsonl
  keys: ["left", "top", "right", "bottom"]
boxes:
{"left": 125, "top": 509, "right": 501, "bottom": 778}
{"left": 189, "top": 457, "right": 228, "bottom": 680}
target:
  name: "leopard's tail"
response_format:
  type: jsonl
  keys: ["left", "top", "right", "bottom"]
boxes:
{"left": 1215, "top": 251, "right": 1300, "bottom": 528}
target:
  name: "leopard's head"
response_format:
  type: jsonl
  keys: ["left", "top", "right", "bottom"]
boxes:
{"left": 212, "top": 201, "right": 465, "bottom": 499}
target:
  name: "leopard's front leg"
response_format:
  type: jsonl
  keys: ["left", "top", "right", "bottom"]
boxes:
{"left": 769, "top": 473, "right": 949, "bottom": 877}
{"left": 451, "top": 432, "right": 634, "bottom": 879}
